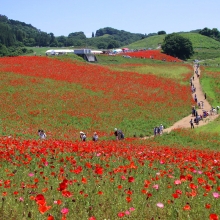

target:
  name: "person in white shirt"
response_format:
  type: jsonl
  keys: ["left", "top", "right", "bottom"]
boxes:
{"left": 38, "top": 129, "right": 46, "bottom": 140}
{"left": 80, "top": 131, "right": 86, "bottom": 141}
{"left": 159, "top": 124, "right": 164, "bottom": 134}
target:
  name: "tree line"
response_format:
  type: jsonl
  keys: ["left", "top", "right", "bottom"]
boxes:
{"left": 199, "top": 27, "right": 220, "bottom": 41}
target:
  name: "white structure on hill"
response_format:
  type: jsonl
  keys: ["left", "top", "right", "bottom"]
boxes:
{"left": 45, "top": 49, "right": 74, "bottom": 55}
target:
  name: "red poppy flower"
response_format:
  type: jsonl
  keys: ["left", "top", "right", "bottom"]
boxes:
{"left": 62, "top": 190, "right": 72, "bottom": 198}
{"left": 35, "top": 194, "right": 45, "bottom": 205}
{"left": 118, "top": 185, "right": 123, "bottom": 189}
{"left": 94, "top": 166, "right": 103, "bottom": 175}
{"left": 209, "top": 214, "right": 218, "bottom": 220}
{"left": 47, "top": 215, "right": 54, "bottom": 220}
{"left": 81, "top": 177, "right": 87, "bottom": 184}
{"left": 98, "top": 191, "right": 103, "bottom": 195}
{"left": 172, "top": 193, "right": 179, "bottom": 199}
{"left": 38, "top": 204, "right": 51, "bottom": 214}
{"left": 205, "top": 203, "right": 211, "bottom": 209}
{"left": 183, "top": 204, "right": 191, "bottom": 210}
{"left": 128, "top": 177, "right": 135, "bottom": 183}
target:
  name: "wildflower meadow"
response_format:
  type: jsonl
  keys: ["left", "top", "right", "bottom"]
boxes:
{"left": 0, "top": 54, "right": 219, "bottom": 220}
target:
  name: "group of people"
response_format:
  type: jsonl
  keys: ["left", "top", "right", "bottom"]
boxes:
{"left": 190, "top": 64, "right": 210, "bottom": 128}
{"left": 79, "top": 131, "right": 99, "bottom": 142}
{"left": 78, "top": 128, "right": 125, "bottom": 142}
{"left": 153, "top": 124, "right": 164, "bottom": 136}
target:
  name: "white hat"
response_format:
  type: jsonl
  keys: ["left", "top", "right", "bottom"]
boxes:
{"left": 80, "top": 131, "right": 84, "bottom": 134}
{"left": 114, "top": 128, "right": 117, "bottom": 131}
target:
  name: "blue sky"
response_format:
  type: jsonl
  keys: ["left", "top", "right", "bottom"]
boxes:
{"left": 1, "top": 0, "right": 220, "bottom": 37}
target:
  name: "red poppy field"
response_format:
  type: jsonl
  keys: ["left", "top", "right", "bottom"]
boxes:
{"left": 0, "top": 137, "right": 220, "bottom": 220}
{"left": 122, "top": 50, "right": 182, "bottom": 62}
{"left": 0, "top": 56, "right": 219, "bottom": 219}
{"left": 0, "top": 56, "right": 193, "bottom": 139}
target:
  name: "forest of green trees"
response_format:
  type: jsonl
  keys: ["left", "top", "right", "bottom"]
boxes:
{"left": 0, "top": 15, "right": 146, "bottom": 56}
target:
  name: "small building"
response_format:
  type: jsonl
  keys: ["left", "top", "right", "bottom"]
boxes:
{"left": 74, "top": 49, "right": 97, "bottom": 62}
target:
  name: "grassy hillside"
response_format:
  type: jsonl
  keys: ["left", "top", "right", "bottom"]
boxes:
{"left": 180, "top": 33, "right": 220, "bottom": 49}
{"left": 125, "top": 35, "right": 165, "bottom": 49}
{"left": 0, "top": 56, "right": 193, "bottom": 139}
{"left": 126, "top": 33, "right": 220, "bottom": 60}
{"left": 126, "top": 33, "right": 220, "bottom": 49}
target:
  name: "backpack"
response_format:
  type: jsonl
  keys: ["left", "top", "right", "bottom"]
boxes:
{"left": 82, "top": 134, "right": 86, "bottom": 141}
{"left": 118, "top": 130, "right": 124, "bottom": 139}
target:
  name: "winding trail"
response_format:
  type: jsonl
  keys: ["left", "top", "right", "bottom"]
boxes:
{"left": 145, "top": 65, "right": 219, "bottom": 138}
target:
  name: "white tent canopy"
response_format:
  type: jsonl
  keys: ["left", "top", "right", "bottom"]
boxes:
{"left": 45, "top": 49, "right": 74, "bottom": 55}
{"left": 112, "top": 49, "right": 123, "bottom": 53}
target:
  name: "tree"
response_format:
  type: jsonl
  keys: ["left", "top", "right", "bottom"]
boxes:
{"left": 158, "top": 31, "right": 166, "bottom": 35}
{"left": 107, "top": 40, "right": 120, "bottom": 49}
{"left": 0, "top": 43, "right": 8, "bottom": 56}
{"left": 161, "top": 33, "right": 194, "bottom": 60}
{"left": 92, "top": 32, "right": 94, "bottom": 38}
{"left": 97, "top": 42, "right": 107, "bottom": 49}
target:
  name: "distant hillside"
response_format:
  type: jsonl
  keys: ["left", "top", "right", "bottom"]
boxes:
{"left": 180, "top": 33, "right": 220, "bottom": 49}
{"left": 0, "top": 15, "right": 145, "bottom": 51}
{"left": 125, "top": 35, "right": 165, "bottom": 49}
{"left": 126, "top": 33, "right": 220, "bottom": 50}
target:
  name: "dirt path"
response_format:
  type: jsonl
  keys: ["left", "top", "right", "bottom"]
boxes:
{"left": 144, "top": 65, "right": 219, "bottom": 138}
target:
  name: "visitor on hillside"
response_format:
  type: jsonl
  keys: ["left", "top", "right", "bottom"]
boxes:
{"left": 200, "top": 101, "right": 204, "bottom": 109}
{"left": 114, "top": 128, "right": 124, "bottom": 140}
{"left": 204, "top": 93, "right": 207, "bottom": 99}
{"left": 80, "top": 131, "right": 87, "bottom": 142}
{"left": 195, "top": 110, "right": 198, "bottom": 117}
{"left": 189, "top": 119, "right": 194, "bottom": 129}
{"left": 194, "top": 94, "right": 197, "bottom": 103}
{"left": 157, "top": 127, "right": 160, "bottom": 135}
{"left": 153, "top": 127, "right": 157, "bottom": 136}
{"left": 191, "top": 106, "right": 195, "bottom": 117}
{"left": 38, "top": 129, "right": 46, "bottom": 140}
{"left": 217, "top": 106, "right": 219, "bottom": 114}
{"left": 92, "top": 132, "right": 98, "bottom": 141}
{"left": 159, "top": 124, "right": 164, "bottom": 134}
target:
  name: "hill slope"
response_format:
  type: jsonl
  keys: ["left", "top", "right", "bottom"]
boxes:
{"left": 126, "top": 33, "right": 220, "bottom": 50}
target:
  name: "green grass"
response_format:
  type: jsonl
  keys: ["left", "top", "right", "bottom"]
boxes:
{"left": 145, "top": 128, "right": 220, "bottom": 151}
{"left": 126, "top": 33, "right": 220, "bottom": 61}
{"left": 180, "top": 33, "right": 220, "bottom": 49}
{"left": 126, "top": 33, "right": 220, "bottom": 50}
{"left": 125, "top": 35, "right": 165, "bottom": 49}
{"left": 199, "top": 57, "right": 220, "bottom": 66}
{"left": 200, "top": 77, "right": 218, "bottom": 106}
{"left": 95, "top": 54, "right": 192, "bottom": 84}
{"left": 196, "top": 116, "right": 220, "bottom": 133}
{"left": 191, "top": 48, "right": 220, "bottom": 61}
{"left": 200, "top": 67, "right": 220, "bottom": 107}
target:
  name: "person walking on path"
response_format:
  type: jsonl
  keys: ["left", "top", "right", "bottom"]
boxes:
{"left": 159, "top": 124, "right": 164, "bottom": 134}
{"left": 190, "top": 119, "right": 194, "bottom": 129}
{"left": 153, "top": 127, "right": 157, "bottom": 136}
{"left": 204, "top": 93, "right": 207, "bottom": 99}
{"left": 200, "top": 101, "right": 204, "bottom": 109}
